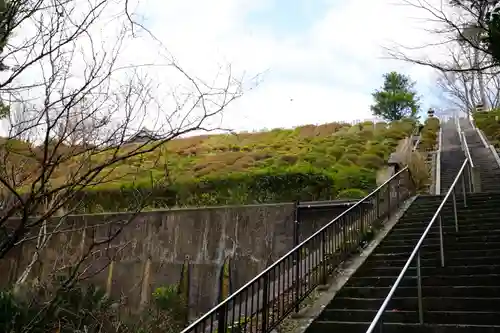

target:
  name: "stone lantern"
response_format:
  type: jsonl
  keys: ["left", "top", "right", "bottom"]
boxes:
{"left": 476, "top": 103, "right": 485, "bottom": 113}
{"left": 388, "top": 152, "right": 404, "bottom": 174}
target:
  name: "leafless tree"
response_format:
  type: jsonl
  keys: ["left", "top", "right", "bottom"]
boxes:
{"left": 387, "top": 0, "right": 497, "bottom": 72}
{"left": 436, "top": 41, "right": 500, "bottom": 112}
{"left": 385, "top": 0, "right": 500, "bottom": 110}
{"left": 0, "top": 0, "right": 248, "bottom": 330}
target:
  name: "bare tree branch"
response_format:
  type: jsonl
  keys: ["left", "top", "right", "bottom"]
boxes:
{"left": 386, "top": 0, "right": 498, "bottom": 72}
{"left": 436, "top": 39, "right": 500, "bottom": 112}
{"left": 0, "top": 2, "right": 252, "bottom": 330}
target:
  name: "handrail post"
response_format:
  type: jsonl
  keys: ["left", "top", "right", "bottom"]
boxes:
{"left": 435, "top": 128, "right": 442, "bottom": 195}
{"left": 456, "top": 115, "right": 462, "bottom": 147}
{"left": 261, "top": 275, "right": 270, "bottom": 332}
{"left": 417, "top": 251, "right": 424, "bottom": 324}
{"left": 461, "top": 170, "right": 467, "bottom": 207}
{"left": 438, "top": 214, "right": 445, "bottom": 267}
{"left": 468, "top": 162, "right": 474, "bottom": 193}
{"left": 461, "top": 132, "right": 475, "bottom": 193}
{"left": 217, "top": 303, "right": 228, "bottom": 333}
{"left": 294, "top": 202, "right": 300, "bottom": 313}
{"left": 396, "top": 176, "right": 400, "bottom": 206}
{"left": 452, "top": 189, "right": 458, "bottom": 232}
{"left": 376, "top": 191, "right": 380, "bottom": 219}
{"left": 321, "top": 231, "right": 327, "bottom": 285}
{"left": 294, "top": 250, "right": 300, "bottom": 313}
{"left": 387, "top": 183, "right": 391, "bottom": 218}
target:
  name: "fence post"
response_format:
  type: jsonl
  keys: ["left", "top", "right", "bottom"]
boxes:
{"left": 321, "top": 231, "right": 327, "bottom": 285}
{"left": 294, "top": 201, "right": 300, "bottom": 313}
{"left": 261, "top": 275, "right": 270, "bottom": 332}
{"left": 217, "top": 303, "right": 228, "bottom": 333}
{"left": 293, "top": 201, "right": 300, "bottom": 248}
{"left": 396, "top": 176, "right": 400, "bottom": 206}
{"left": 417, "top": 251, "right": 424, "bottom": 324}
{"left": 387, "top": 182, "right": 391, "bottom": 218}
{"left": 139, "top": 256, "right": 152, "bottom": 311}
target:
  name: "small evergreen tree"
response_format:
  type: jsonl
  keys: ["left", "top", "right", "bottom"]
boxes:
{"left": 370, "top": 71, "right": 420, "bottom": 121}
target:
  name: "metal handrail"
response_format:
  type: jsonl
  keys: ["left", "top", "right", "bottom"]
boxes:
{"left": 456, "top": 115, "right": 463, "bottom": 147}
{"left": 412, "top": 136, "right": 420, "bottom": 151}
{"left": 460, "top": 130, "right": 475, "bottom": 193}
{"left": 365, "top": 158, "right": 469, "bottom": 333}
{"left": 477, "top": 127, "right": 490, "bottom": 149}
{"left": 461, "top": 131, "right": 474, "bottom": 169}
{"left": 435, "top": 127, "right": 442, "bottom": 195}
{"left": 181, "top": 167, "right": 414, "bottom": 333}
{"left": 471, "top": 121, "right": 500, "bottom": 168}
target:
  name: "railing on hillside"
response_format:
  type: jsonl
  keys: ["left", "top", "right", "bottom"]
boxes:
{"left": 455, "top": 115, "right": 463, "bottom": 147}
{"left": 435, "top": 127, "right": 442, "bottom": 195}
{"left": 365, "top": 158, "right": 470, "bottom": 333}
{"left": 468, "top": 115, "right": 489, "bottom": 148}
{"left": 181, "top": 168, "right": 415, "bottom": 333}
{"left": 460, "top": 131, "right": 475, "bottom": 193}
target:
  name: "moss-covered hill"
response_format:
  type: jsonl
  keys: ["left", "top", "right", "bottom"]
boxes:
{"left": 474, "top": 109, "right": 500, "bottom": 147}
{"left": 72, "top": 118, "right": 421, "bottom": 211}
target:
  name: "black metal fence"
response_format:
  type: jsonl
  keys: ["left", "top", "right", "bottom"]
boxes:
{"left": 180, "top": 167, "right": 415, "bottom": 333}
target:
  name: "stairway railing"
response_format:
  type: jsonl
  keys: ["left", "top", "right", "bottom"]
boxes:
{"left": 365, "top": 158, "right": 470, "bottom": 333}
{"left": 455, "top": 114, "right": 462, "bottom": 147}
{"left": 435, "top": 126, "right": 442, "bottom": 194}
{"left": 180, "top": 168, "right": 415, "bottom": 333}
{"left": 468, "top": 115, "right": 489, "bottom": 148}
{"left": 470, "top": 117, "right": 500, "bottom": 168}
{"left": 460, "top": 131, "right": 475, "bottom": 192}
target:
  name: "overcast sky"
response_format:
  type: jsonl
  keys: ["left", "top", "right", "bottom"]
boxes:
{"left": 130, "top": 0, "right": 447, "bottom": 133}
{"left": 3, "top": 0, "right": 450, "bottom": 138}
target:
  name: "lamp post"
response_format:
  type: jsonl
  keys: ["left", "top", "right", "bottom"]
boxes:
{"left": 427, "top": 108, "right": 435, "bottom": 118}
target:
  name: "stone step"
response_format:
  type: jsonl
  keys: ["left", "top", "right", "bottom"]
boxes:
{"left": 327, "top": 296, "right": 500, "bottom": 312}
{"left": 389, "top": 223, "right": 500, "bottom": 235}
{"left": 362, "top": 255, "right": 500, "bottom": 269}
{"left": 307, "top": 321, "right": 500, "bottom": 333}
{"left": 393, "top": 215, "right": 500, "bottom": 227}
{"left": 387, "top": 229, "right": 500, "bottom": 241}
{"left": 337, "top": 285, "right": 500, "bottom": 299}
{"left": 382, "top": 234, "right": 500, "bottom": 246}
{"left": 347, "top": 274, "right": 500, "bottom": 288}
{"left": 370, "top": 248, "right": 500, "bottom": 261}
{"left": 372, "top": 241, "right": 500, "bottom": 254}
{"left": 353, "top": 264, "right": 500, "bottom": 278}
{"left": 317, "top": 309, "right": 500, "bottom": 326}
{"left": 404, "top": 203, "right": 500, "bottom": 213}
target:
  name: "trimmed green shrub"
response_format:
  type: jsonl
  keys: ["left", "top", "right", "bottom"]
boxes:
{"left": 474, "top": 109, "right": 500, "bottom": 147}
{"left": 25, "top": 119, "right": 418, "bottom": 211}
{"left": 358, "top": 154, "right": 385, "bottom": 169}
{"left": 336, "top": 188, "right": 368, "bottom": 199}
{"left": 419, "top": 117, "right": 440, "bottom": 151}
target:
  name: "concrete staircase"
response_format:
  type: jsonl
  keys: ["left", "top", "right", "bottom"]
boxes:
{"left": 439, "top": 120, "right": 465, "bottom": 193}
{"left": 459, "top": 118, "right": 500, "bottom": 192}
{"left": 305, "top": 119, "right": 500, "bottom": 333}
{"left": 305, "top": 192, "right": 500, "bottom": 333}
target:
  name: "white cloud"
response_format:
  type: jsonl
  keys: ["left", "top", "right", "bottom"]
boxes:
{"left": 5, "top": 0, "right": 452, "bottom": 136}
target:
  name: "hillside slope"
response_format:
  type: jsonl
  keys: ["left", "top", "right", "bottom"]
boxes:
{"left": 70, "top": 119, "right": 419, "bottom": 211}
{"left": 0, "top": 119, "right": 424, "bottom": 212}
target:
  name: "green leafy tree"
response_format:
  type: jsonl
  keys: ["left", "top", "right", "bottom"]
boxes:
{"left": 370, "top": 71, "right": 420, "bottom": 122}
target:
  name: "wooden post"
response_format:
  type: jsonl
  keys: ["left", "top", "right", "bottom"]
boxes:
{"left": 139, "top": 257, "right": 152, "bottom": 310}
{"left": 106, "top": 260, "right": 115, "bottom": 297}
